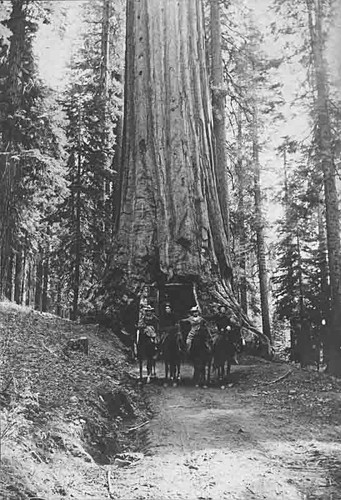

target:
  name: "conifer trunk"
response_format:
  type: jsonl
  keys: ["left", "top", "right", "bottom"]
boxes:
{"left": 72, "top": 136, "right": 82, "bottom": 320}
{"left": 252, "top": 104, "right": 271, "bottom": 342}
{"left": 42, "top": 254, "right": 49, "bottom": 312}
{"left": 116, "top": 0, "right": 231, "bottom": 288}
{"left": 306, "top": 0, "right": 341, "bottom": 375}
{"left": 35, "top": 255, "right": 43, "bottom": 312}
{"left": 14, "top": 246, "right": 23, "bottom": 305}
{"left": 210, "top": 0, "right": 230, "bottom": 241}
{"left": 0, "top": 1, "right": 25, "bottom": 295}
{"left": 317, "top": 193, "right": 329, "bottom": 361}
{"left": 236, "top": 117, "right": 248, "bottom": 313}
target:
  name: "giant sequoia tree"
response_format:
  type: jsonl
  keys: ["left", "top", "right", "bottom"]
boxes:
{"left": 114, "top": 0, "right": 232, "bottom": 306}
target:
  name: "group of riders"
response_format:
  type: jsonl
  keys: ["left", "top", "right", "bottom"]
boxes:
{"left": 136, "top": 301, "right": 242, "bottom": 367}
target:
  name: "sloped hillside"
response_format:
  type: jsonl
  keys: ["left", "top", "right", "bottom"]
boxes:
{"left": 0, "top": 301, "right": 149, "bottom": 500}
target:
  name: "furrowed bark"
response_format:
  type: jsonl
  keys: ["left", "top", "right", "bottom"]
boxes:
{"left": 116, "top": 0, "right": 231, "bottom": 284}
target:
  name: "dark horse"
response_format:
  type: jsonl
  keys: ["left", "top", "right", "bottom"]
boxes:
{"left": 161, "top": 324, "right": 184, "bottom": 386}
{"left": 189, "top": 325, "right": 212, "bottom": 387}
{"left": 212, "top": 325, "right": 242, "bottom": 387}
{"left": 135, "top": 326, "right": 158, "bottom": 383}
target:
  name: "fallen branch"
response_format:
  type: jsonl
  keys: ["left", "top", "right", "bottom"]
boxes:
{"left": 263, "top": 369, "right": 293, "bottom": 386}
{"left": 41, "top": 341, "right": 58, "bottom": 358}
{"left": 126, "top": 420, "right": 149, "bottom": 433}
{"left": 107, "top": 469, "right": 115, "bottom": 499}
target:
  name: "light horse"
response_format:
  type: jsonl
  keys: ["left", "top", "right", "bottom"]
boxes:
{"left": 135, "top": 325, "right": 159, "bottom": 384}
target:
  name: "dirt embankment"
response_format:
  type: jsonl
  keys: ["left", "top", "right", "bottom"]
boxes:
{"left": 1, "top": 301, "right": 341, "bottom": 500}
{"left": 0, "top": 301, "right": 150, "bottom": 500}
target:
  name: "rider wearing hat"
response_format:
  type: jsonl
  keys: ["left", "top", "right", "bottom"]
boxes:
{"left": 214, "top": 304, "right": 234, "bottom": 332}
{"left": 138, "top": 304, "right": 159, "bottom": 342}
{"left": 184, "top": 306, "right": 210, "bottom": 352}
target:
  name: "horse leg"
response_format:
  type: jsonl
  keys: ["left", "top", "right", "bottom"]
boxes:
{"left": 176, "top": 362, "right": 181, "bottom": 382}
{"left": 202, "top": 363, "right": 210, "bottom": 389}
{"left": 193, "top": 365, "right": 199, "bottom": 387}
{"left": 219, "top": 363, "right": 226, "bottom": 389}
{"left": 169, "top": 363, "right": 175, "bottom": 386}
{"left": 217, "top": 365, "right": 221, "bottom": 382}
{"left": 146, "top": 359, "right": 152, "bottom": 384}
{"left": 207, "top": 361, "right": 211, "bottom": 386}
{"left": 200, "top": 366, "right": 205, "bottom": 388}
{"left": 139, "top": 358, "right": 143, "bottom": 383}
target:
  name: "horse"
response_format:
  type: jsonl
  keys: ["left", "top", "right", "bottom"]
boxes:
{"left": 212, "top": 325, "right": 242, "bottom": 388}
{"left": 135, "top": 325, "right": 159, "bottom": 384}
{"left": 189, "top": 324, "right": 212, "bottom": 388}
{"left": 161, "top": 324, "right": 184, "bottom": 386}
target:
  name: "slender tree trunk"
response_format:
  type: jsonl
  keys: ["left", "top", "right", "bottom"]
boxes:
{"left": 100, "top": 0, "right": 111, "bottom": 240}
{"left": 56, "top": 276, "right": 63, "bottom": 317}
{"left": 42, "top": 253, "right": 49, "bottom": 312}
{"left": 282, "top": 145, "right": 296, "bottom": 358}
{"left": 21, "top": 239, "right": 27, "bottom": 305}
{"left": 252, "top": 104, "right": 271, "bottom": 342}
{"left": 307, "top": 0, "right": 341, "bottom": 375}
{"left": 14, "top": 246, "right": 23, "bottom": 305}
{"left": 35, "top": 253, "right": 43, "bottom": 312}
{"left": 5, "top": 251, "right": 14, "bottom": 301}
{"left": 297, "top": 231, "right": 310, "bottom": 367}
{"left": 236, "top": 117, "right": 247, "bottom": 313}
{"left": 0, "top": 0, "right": 25, "bottom": 295}
{"left": 72, "top": 114, "right": 82, "bottom": 320}
{"left": 210, "top": 0, "right": 230, "bottom": 242}
{"left": 317, "top": 192, "right": 329, "bottom": 362}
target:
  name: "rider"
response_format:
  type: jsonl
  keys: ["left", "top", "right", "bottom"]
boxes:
{"left": 184, "top": 306, "right": 210, "bottom": 352}
{"left": 159, "top": 302, "right": 177, "bottom": 345}
{"left": 136, "top": 304, "right": 159, "bottom": 346}
{"left": 211, "top": 304, "right": 240, "bottom": 364}
{"left": 161, "top": 303, "right": 176, "bottom": 331}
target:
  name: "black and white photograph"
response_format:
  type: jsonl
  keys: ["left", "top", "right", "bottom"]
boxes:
{"left": 1, "top": 0, "right": 341, "bottom": 498}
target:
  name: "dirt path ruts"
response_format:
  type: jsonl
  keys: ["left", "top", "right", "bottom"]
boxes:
{"left": 107, "top": 361, "right": 341, "bottom": 500}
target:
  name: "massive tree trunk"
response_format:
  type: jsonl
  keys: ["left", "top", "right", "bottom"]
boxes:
{"left": 115, "top": 0, "right": 231, "bottom": 290}
{"left": 306, "top": 0, "right": 341, "bottom": 375}
{"left": 110, "top": 0, "right": 272, "bottom": 357}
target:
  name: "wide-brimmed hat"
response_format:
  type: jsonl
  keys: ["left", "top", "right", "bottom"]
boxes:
{"left": 143, "top": 304, "right": 154, "bottom": 312}
{"left": 190, "top": 306, "right": 199, "bottom": 313}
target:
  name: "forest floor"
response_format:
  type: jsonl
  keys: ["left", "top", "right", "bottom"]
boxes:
{"left": 110, "top": 360, "right": 341, "bottom": 500}
{"left": 1, "top": 301, "right": 341, "bottom": 499}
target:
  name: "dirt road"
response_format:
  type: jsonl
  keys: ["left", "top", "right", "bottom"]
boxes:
{"left": 109, "top": 359, "right": 341, "bottom": 500}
